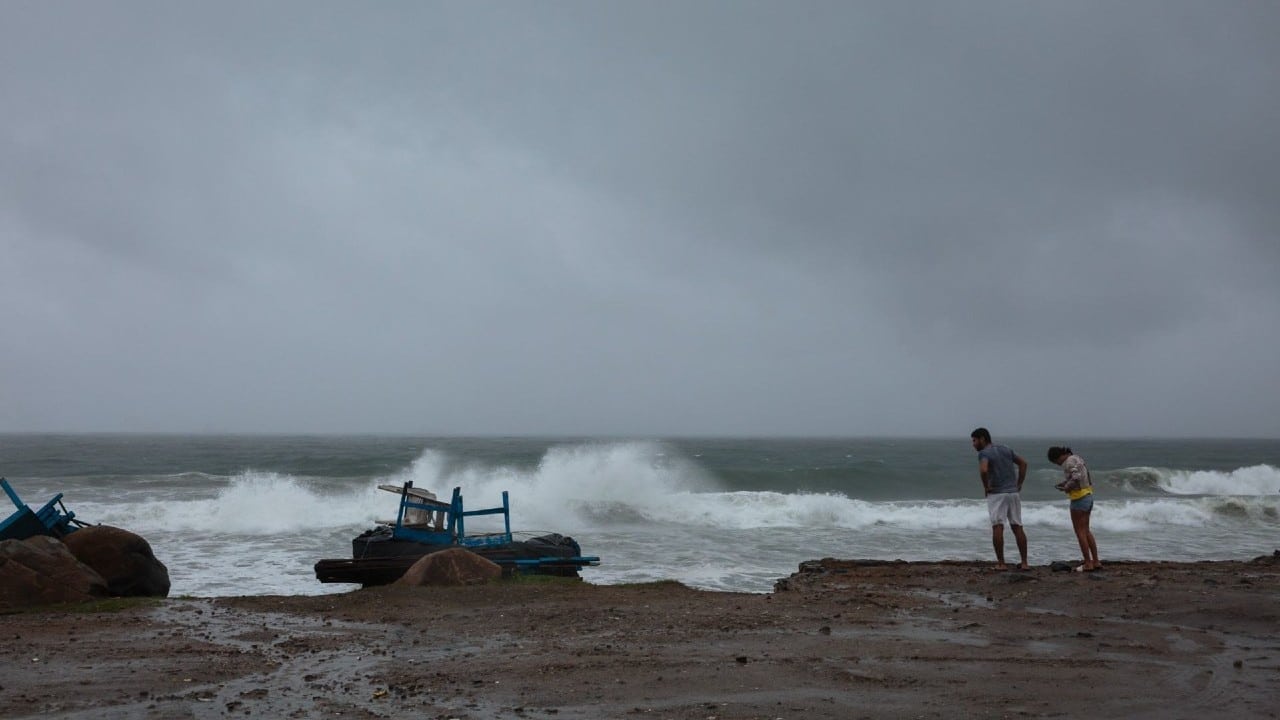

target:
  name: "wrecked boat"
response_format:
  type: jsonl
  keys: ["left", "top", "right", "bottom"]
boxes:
{"left": 1, "top": 478, "right": 85, "bottom": 541}
{"left": 313, "top": 481, "right": 598, "bottom": 586}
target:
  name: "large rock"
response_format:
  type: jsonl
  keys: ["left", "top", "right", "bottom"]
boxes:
{"left": 396, "top": 547, "right": 502, "bottom": 587}
{"left": 0, "top": 536, "right": 109, "bottom": 611}
{"left": 62, "top": 525, "right": 170, "bottom": 598}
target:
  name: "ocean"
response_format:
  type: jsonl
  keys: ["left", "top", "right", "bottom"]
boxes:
{"left": 2, "top": 435, "right": 1277, "bottom": 597}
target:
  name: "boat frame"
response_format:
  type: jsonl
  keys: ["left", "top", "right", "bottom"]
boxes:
{"left": 389, "top": 482, "right": 514, "bottom": 549}
{"left": 0, "top": 478, "right": 83, "bottom": 541}
{"left": 314, "top": 481, "right": 599, "bottom": 585}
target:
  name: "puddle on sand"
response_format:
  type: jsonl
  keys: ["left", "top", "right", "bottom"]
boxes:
{"left": 912, "top": 589, "right": 996, "bottom": 610}
{"left": 1165, "top": 632, "right": 1202, "bottom": 653}
{"left": 1023, "top": 640, "right": 1064, "bottom": 655}
{"left": 135, "top": 599, "right": 507, "bottom": 720}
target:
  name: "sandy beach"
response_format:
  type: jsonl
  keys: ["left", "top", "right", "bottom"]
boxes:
{"left": 3, "top": 556, "right": 1278, "bottom": 719}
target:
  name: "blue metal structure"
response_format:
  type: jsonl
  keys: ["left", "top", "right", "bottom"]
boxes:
{"left": 0, "top": 478, "right": 82, "bottom": 541}
{"left": 313, "top": 481, "right": 599, "bottom": 585}
{"left": 390, "top": 482, "right": 514, "bottom": 548}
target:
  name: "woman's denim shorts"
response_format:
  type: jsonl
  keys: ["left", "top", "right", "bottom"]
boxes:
{"left": 1070, "top": 495, "right": 1094, "bottom": 512}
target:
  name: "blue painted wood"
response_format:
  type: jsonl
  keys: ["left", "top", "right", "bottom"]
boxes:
{"left": 0, "top": 507, "right": 45, "bottom": 540}
{"left": 2, "top": 478, "right": 21, "bottom": 507}
{"left": 0, "top": 478, "right": 79, "bottom": 540}
{"left": 507, "top": 555, "right": 602, "bottom": 575}
{"left": 316, "top": 482, "right": 598, "bottom": 585}
{"left": 389, "top": 483, "right": 514, "bottom": 548}
{"left": 510, "top": 556, "right": 601, "bottom": 567}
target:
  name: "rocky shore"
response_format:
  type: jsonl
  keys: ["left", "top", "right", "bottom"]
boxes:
{"left": 2, "top": 556, "right": 1278, "bottom": 719}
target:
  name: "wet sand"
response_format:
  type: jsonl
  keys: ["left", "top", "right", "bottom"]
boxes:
{"left": 3, "top": 556, "right": 1278, "bottom": 719}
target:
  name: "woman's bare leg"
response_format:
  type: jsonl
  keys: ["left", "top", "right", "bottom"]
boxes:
{"left": 1070, "top": 509, "right": 1094, "bottom": 570}
{"left": 1082, "top": 512, "right": 1100, "bottom": 568}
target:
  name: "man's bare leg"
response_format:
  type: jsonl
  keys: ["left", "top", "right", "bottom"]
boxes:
{"left": 1011, "top": 524, "right": 1029, "bottom": 570}
{"left": 991, "top": 524, "right": 1007, "bottom": 570}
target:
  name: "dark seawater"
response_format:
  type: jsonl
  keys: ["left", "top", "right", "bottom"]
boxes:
{"left": 3, "top": 435, "right": 1277, "bottom": 596}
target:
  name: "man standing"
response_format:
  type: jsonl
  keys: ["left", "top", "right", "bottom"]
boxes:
{"left": 970, "top": 427, "right": 1029, "bottom": 570}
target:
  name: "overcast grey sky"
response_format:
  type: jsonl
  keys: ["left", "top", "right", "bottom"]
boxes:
{"left": 2, "top": 1, "right": 1277, "bottom": 437}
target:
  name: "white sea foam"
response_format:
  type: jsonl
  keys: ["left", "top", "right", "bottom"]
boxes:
{"left": 80, "top": 470, "right": 388, "bottom": 535}
{"left": 1156, "top": 464, "right": 1280, "bottom": 496}
{"left": 1088, "top": 498, "right": 1218, "bottom": 531}
{"left": 372, "top": 441, "right": 720, "bottom": 533}
{"left": 60, "top": 442, "right": 1280, "bottom": 597}
{"left": 83, "top": 446, "right": 1280, "bottom": 540}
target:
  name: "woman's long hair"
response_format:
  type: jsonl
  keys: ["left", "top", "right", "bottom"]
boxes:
{"left": 1046, "top": 446, "right": 1073, "bottom": 462}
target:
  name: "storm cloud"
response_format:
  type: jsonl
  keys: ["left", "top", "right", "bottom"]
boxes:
{"left": 3, "top": 1, "right": 1277, "bottom": 436}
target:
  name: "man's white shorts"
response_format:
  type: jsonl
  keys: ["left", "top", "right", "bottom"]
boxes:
{"left": 987, "top": 492, "right": 1023, "bottom": 526}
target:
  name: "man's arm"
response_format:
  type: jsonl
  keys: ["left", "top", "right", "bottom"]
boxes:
{"left": 1014, "top": 454, "right": 1028, "bottom": 492}
{"left": 978, "top": 458, "right": 991, "bottom": 496}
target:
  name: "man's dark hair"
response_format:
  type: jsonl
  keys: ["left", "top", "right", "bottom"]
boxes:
{"left": 970, "top": 427, "right": 992, "bottom": 443}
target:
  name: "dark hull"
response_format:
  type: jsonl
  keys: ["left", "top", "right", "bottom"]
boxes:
{"left": 314, "top": 529, "right": 585, "bottom": 586}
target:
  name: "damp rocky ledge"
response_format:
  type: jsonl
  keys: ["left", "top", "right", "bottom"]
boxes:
{"left": 2, "top": 554, "right": 1278, "bottom": 719}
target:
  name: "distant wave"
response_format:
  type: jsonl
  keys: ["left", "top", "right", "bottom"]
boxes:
{"left": 572, "top": 490, "right": 1280, "bottom": 534}
{"left": 1157, "top": 464, "right": 1280, "bottom": 496}
{"left": 1107, "top": 464, "right": 1280, "bottom": 496}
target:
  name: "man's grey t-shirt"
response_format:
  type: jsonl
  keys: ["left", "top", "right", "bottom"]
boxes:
{"left": 979, "top": 444, "right": 1020, "bottom": 494}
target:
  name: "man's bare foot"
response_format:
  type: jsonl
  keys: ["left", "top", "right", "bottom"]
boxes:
{"left": 994, "top": 563, "right": 1009, "bottom": 571}
{"left": 1017, "top": 563, "right": 1031, "bottom": 571}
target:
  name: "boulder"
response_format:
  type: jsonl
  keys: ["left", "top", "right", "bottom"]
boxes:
{"left": 0, "top": 536, "right": 109, "bottom": 611}
{"left": 396, "top": 547, "right": 502, "bottom": 587}
{"left": 62, "top": 525, "right": 170, "bottom": 598}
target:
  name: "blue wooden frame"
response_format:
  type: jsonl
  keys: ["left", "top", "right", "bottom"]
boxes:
{"left": 390, "top": 482, "right": 513, "bottom": 548}
{"left": 0, "top": 478, "right": 80, "bottom": 541}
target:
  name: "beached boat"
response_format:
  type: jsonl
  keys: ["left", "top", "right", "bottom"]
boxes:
{"left": 313, "top": 482, "right": 598, "bottom": 586}
{"left": 0, "top": 478, "right": 84, "bottom": 541}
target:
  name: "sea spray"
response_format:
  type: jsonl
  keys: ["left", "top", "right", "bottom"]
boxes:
{"left": 1157, "top": 464, "right": 1280, "bottom": 496}
{"left": 2, "top": 434, "right": 1277, "bottom": 596}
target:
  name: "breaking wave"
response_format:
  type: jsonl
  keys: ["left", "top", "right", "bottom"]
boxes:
{"left": 1107, "top": 464, "right": 1280, "bottom": 496}
{"left": 78, "top": 446, "right": 1280, "bottom": 540}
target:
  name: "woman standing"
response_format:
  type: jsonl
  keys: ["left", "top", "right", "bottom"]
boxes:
{"left": 1048, "top": 446, "right": 1101, "bottom": 572}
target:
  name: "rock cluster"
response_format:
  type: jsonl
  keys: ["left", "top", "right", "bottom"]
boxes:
{"left": 0, "top": 525, "right": 170, "bottom": 611}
